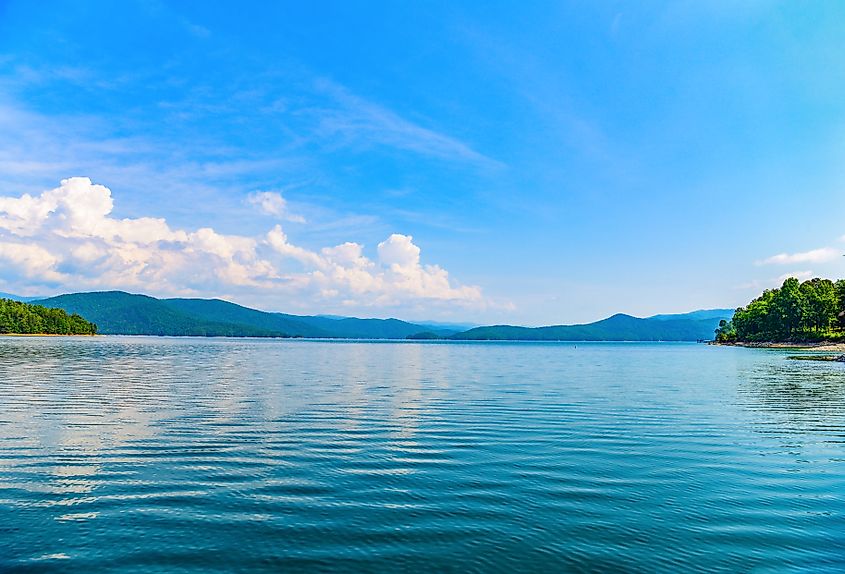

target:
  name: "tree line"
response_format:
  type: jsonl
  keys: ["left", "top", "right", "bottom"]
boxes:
{"left": 0, "top": 299, "right": 97, "bottom": 335}
{"left": 716, "top": 277, "right": 845, "bottom": 343}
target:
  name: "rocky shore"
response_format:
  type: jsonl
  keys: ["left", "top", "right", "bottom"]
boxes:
{"left": 712, "top": 341, "right": 845, "bottom": 353}
{"left": 786, "top": 354, "right": 845, "bottom": 362}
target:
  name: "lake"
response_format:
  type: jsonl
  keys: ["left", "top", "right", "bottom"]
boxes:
{"left": 1, "top": 337, "right": 844, "bottom": 572}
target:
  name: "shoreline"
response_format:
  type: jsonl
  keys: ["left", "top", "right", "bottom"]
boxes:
{"left": 0, "top": 333, "right": 99, "bottom": 337}
{"left": 713, "top": 341, "right": 845, "bottom": 352}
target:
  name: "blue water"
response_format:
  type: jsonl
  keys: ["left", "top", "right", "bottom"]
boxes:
{"left": 1, "top": 338, "right": 844, "bottom": 572}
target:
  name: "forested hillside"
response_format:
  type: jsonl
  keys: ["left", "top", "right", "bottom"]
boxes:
{"left": 36, "top": 291, "right": 455, "bottom": 338}
{"left": 30, "top": 289, "right": 734, "bottom": 341}
{"left": 0, "top": 299, "right": 97, "bottom": 335}
{"left": 716, "top": 277, "right": 845, "bottom": 342}
{"left": 446, "top": 311, "right": 731, "bottom": 341}
{"left": 37, "top": 292, "right": 291, "bottom": 337}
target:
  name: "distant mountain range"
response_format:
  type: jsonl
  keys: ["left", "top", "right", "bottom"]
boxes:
{"left": 0, "top": 292, "right": 41, "bottom": 303}
{"left": 17, "top": 291, "right": 732, "bottom": 341}
{"left": 34, "top": 292, "right": 460, "bottom": 339}
{"left": 646, "top": 309, "right": 735, "bottom": 322}
{"left": 446, "top": 312, "right": 733, "bottom": 341}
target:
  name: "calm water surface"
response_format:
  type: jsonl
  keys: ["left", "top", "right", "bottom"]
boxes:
{"left": 1, "top": 338, "right": 844, "bottom": 572}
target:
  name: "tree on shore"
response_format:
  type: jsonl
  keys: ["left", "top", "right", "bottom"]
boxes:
{"left": 727, "top": 277, "right": 845, "bottom": 342}
{"left": 715, "top": 319, "right": 736, "bottom": 343}
{"left": 0, "top": 299, "right": 97, "bottom": 335}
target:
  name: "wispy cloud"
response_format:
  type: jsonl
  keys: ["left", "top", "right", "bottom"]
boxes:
{"left": 736, "top": 270, "right": 814, "bottom": 291}
{"left": 0, "top": 96, "right": 313, "bottom": 221}
{"left": 246, "top": 191, "right": 305, "bottom": 223}
{"left": 0, "top": 60, "right": 496, "bottom": 223}
{"left": 756, "top": 247, "right": 840, "bottom": 265}
{"left": 309, "top": 79, "right": 500, "bottom": 167}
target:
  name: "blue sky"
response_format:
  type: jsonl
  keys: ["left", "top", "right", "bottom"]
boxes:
{"left": 1, "top": 1, "right": 844, "bottom": 324}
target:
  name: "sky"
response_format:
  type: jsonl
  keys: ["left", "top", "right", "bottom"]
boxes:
{"left": 1, "top": 1, "right": 844, "bottom": 325}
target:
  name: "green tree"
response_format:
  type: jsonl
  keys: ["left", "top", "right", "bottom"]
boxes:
{"left": 835, "top": 280, "right": 845, "bottom": 330}
{"left": 729, "top": 276, "right": 845, "bottom": 342}
{"left": 0, "top": 299, "right": 97, "bottom": 335}
{"left": 714, "top": 319, "right": 736, "bottom": 342}
{"left": 800, "top": 278, "right": 838, "bottom": 333}
{"left": 733, "top": 288, "right": 777, "bottom": 341}
{"left": 771, "top": 277, "right": 806, "bottom": 339}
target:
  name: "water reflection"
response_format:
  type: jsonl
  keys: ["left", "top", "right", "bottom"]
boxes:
{"left": 736, "top": 351, "right": 845, "bottom": 432}
{"left": 1, "top": 338, "right": 844, "bottom": 572}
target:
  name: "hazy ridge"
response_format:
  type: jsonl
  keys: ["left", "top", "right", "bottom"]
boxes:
{"left": 30, "top": 291, "right": 733, "bottom": 341}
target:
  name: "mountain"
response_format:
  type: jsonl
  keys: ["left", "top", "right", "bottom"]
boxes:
{"left": 35, "top": 291, "right": 732, "bottom": 341}
{"left": 36, "top": 291, "right": 458, "bottom": 339}
{"left": 448, "top": 310, "right": 733, "bottom": 341}
{"left": 162, "top": 298, "right": 460, "bottom": 338}
{"left": 410, "top": 320, "right": 478, "bottom": 332}
{"left": 648, "top": 309, "right": 735, "bottom": 322}
{"left": 0, "top": 292, "right": 42, "bottom": 302}
{"left": 161, "top": 298, "right": 328, "bottom": 337}
{"left": 36, "top": 292, "right": 287, "bottom": 337}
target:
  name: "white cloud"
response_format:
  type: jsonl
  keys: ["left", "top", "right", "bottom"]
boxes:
{"left": 737, "top": 270, "right": 815, "bottom": 291}
{"left": 246, "top": 191, "right": 306, "bottom": 223}
{"left": 756, "top": 247, "right": 839, "bottom": 265}
{"left": 378, "top": 233, "right": 421, "bottom": 268}
{"left": 777, "top": 270, "right": 814, "bottom": 283}
{"left": 0, "top": 242, "right": 65, "bottom": 282}
{"left": 266, "top": 224, "right": 325, "bottom": 268}
{"left": 0, "top": 178, "right": 486, "bottom": 312}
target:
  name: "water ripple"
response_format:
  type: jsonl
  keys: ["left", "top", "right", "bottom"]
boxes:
{"left": 1, "top": 338, "right": 844, "bottom": 572}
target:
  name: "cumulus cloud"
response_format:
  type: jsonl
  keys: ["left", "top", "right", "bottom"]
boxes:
{"left": 246, "top": 191, "right": 306, "bottom": 223}
{"left": 0, "top": 242, "right": 64, "bottom": 282}
{"left": 756, "top": 247, "right": 840, "bottom": 265}
{"left": 0, "top": 178, "right": 485, "bottom": 311}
